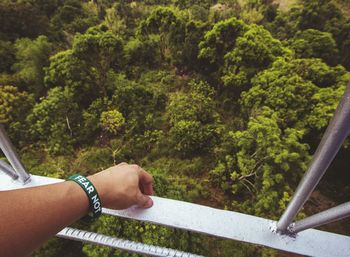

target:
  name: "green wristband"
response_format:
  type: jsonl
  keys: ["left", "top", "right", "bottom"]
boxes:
{"left": 68, "top": 174, "right": 102, "bottom": 221}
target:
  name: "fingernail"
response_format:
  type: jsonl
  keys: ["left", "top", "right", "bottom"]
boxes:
{"left": 144, "top": 198, "right": 153, "bottom": 208}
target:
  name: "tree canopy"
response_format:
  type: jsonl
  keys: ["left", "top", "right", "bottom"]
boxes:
{"left": 1, "top": 0, "right": 350, "bottom": 256}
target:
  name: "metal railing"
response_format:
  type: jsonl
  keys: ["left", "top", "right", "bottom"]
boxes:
{"left": 1, "top": 81, "right": 350, "bottom": 256}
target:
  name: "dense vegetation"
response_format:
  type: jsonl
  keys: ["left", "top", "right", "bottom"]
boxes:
{"left": 1, "top": 0, "right": 350, "bottom": 256}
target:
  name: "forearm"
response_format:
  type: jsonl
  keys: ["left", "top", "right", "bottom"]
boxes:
{"left": 0, "top": 181, "right": 89, "bottom": 257}
{"left": 0, "top": 163, "right": 153, "bottom": 257}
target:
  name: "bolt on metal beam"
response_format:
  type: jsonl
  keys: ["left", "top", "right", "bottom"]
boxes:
{"left": 277, "top": 81, "right": 350, "bottom": 232}
{"left": 0, "top": 160, "right": 18, "bottom": 180}
{"left": 291, "top": 201, "right": 350, "bottom": 233}
{"left": 0, "top": 124, "right": 30, "bottom": 183}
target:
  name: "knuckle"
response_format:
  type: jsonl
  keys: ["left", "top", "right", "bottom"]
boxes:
{"left": 130, "top": 164, "right": 140, "bottom": 171}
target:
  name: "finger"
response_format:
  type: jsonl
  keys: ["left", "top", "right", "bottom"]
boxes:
{"left": 136, "top": 191, "right": 153, "bottom": 208}
{"left": 139, "top": 169, "right": 154, "bottom": 195}
{"left": 117, "top": 162, "right": 128, "bottom": 166}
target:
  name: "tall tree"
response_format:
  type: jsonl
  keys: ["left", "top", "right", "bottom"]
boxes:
{"left": 0, "top": 2, "right": 49, "bottom": 41}
{"left": 290, "top": 29, "right": 338, "bottom": 65}
{"left": 27, "top": 87, "right": 80, "bottom": 154}
{"left": 45, "top": 28, "right": 123, "bottom": 105}
{"left": 139, "top": 7, "right": 186, "bottom": 63}
{"left": 211, "top": 107, "right": 310, "bottom": 219}
{"left": 13, "top": 36, "right": 52, "bottom": 97}
{"left": 0, "top": 85, "right": 34, "bottom": 143}
{"left": 167, "top": 80, "right": 220, "bottom": 156}
{"left": 222, "top": 24, "right": 287, "bottom": 90}
{"left": 198, "top": 17, "right": 248, "bottom": 73}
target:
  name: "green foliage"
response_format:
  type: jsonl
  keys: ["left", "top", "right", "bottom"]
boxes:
{"left": 290, "top": 29, "right": 338, "bottom": 65}
{"left": 242, "top": 61, "right": 318, "bottom": 128}
{"left": 21, "top": 149, "right": 72, "bottom": 178}
{"left": 198, "top": 17, "right": 248, "bottom": 72}
{"left": 82, "top": 97, "right": 111, "bottom": 138}
{"left": 267, "top": 0, "right": 350, "bottom": 69}
{"left": 72, "top": 147, "right": 113, "bottom": 175}
{"left": 111, "top": 74, "right": 167, "bottom": 134}
{"left": 0, "top": 85, "right": 33, "bottom": 124}
{"left": 0, "top": 2, "right": 49, "bottom": 40}
{"left": 307, "top": 85, "right": 347, "bottom": 130}
{"left": 124, "top": 37, "right": 160, "bottom": 67}
{"left": 45, "top": 29, "right": 123, "bottom": 103}
{"left": 100, "top": 110, "right": 125, "bottom": 135}
{"left": 167, "top": 80, "right": 220, "bottom": 156}
{"left": 298, "top": 0, "right": 342, "bottom": 31}
{"left": 72, "top": 28, "right": 124, "bottom": 95}
{"left": 0, "top": 85, "right": 34, "bottom": 143}
{"left": 0, "top": 40, "right": 15, "bottom": 73}
{"left": 242, "top": 57, "right": 348, "bottom": 131}
{"left": 44, "top": 49, "right": 92, "bottom": 100}
{"left": 281, "top": 58, "right": 348, "bottom": 88}
{"left": 265, "top": 7, "right": 300, "bottom": 40}
{"left": 170, "top": 120, "right": 218, "bottom": 156}
{"left": 27, "top": 87, "right": 80, "bottom": 154}
{"left": 167, "top": 81, "right": 216, "bottom": 124}
{"left": 222, "top": 24, "right": 287, "bottom": 89}
{"left": 225, "top": 24, "right": 286, "bottom": 69}
{"left": 238, "top": 0, "right": 266, "bottom": 24}
{"left": 175, "top": 20, "right": 209, "bottom": 70}
{"left": 51, "top": 0, "right": 99, "bottom": 34}
{"left": 2, "top": 1, "right": 350, "bottom": 256}
{"left": 211, "top": 107, "right": 310, "bottom": 218}
{"left": 104, "top": 7, "right": 125, "bottom": 34}
{"left": 31, "top": 238, "right": 66, "bottom": 257}
{"left": 139, "top": 6, "right": 186, "bottom": 63}
{"left": 13, "top": 35, "right": 52, "bottom": 97}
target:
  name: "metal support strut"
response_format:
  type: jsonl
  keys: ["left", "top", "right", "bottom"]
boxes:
{"left": 277, "top": 82, "right": 350, "bottom": 232}
{"left": 0, "top": 160, "right": 18, "bottom": 180}
{"left": 292, "top": 201, "right": 350, "bottom": 233}
{"left": 0, "top": 124, "right": 30, "bottom": 183}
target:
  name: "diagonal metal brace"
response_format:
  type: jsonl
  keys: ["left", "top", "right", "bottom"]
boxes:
{"left": 0, "top": 124, "right": 30, "bottom": 183}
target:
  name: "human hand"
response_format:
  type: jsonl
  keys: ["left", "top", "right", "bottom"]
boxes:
{"left": 88, "top": 163, "right": 154, "bottom": 210}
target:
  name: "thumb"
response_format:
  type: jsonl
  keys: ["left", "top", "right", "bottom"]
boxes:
{"left": 136, "top": 191, "right": 153, "bottom": 208}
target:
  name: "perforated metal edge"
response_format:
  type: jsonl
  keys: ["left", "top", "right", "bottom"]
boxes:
{"left": 57, "top": 227, "right": 203, "bottom": 257}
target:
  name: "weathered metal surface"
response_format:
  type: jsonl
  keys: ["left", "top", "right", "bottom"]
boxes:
{"left": 277, "top": 82, "right": 350, "bottom": 232}
{"left": 292, "top": 201, "right": 350, "bottom": 233}
{"left": 0, "top": 125, "right": 30, "bottom": 183}
{"left": 57, "top": 227, "right": 203, "bottom": 257}
{"left": 1, "top": 173, "right": 350, "bottom": 257}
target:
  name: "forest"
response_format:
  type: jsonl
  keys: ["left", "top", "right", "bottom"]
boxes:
{"left": 0, "top": 0, "right": 350, "bottom": 256}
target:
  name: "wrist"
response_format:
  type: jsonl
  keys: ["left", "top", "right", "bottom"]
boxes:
{"left": 66, "top": 181, "right": 90, "bottom": 215}
{"left": 87, "top": 174, "right": 107, "bottom": 207}
{"left": 68, "top": 174, "right": 102, "bottom": 220}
